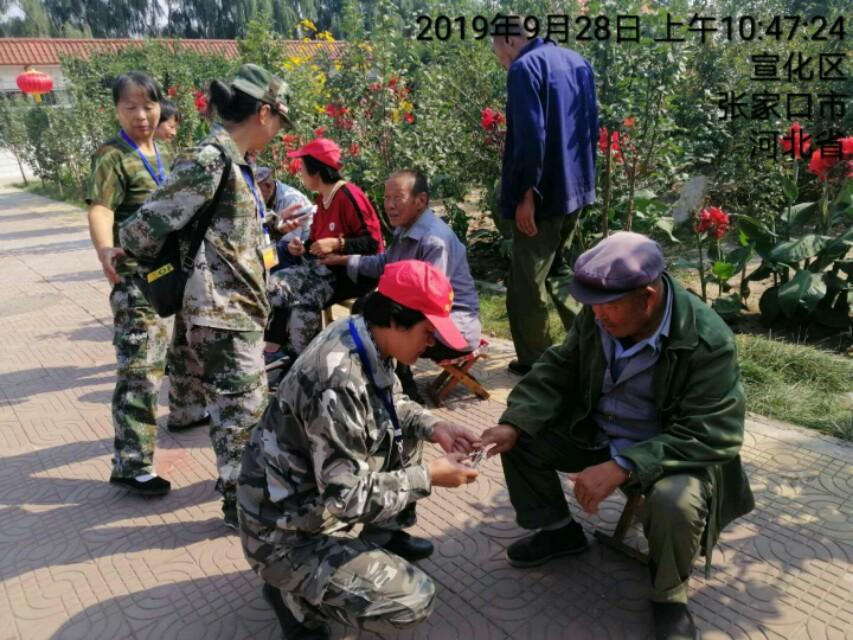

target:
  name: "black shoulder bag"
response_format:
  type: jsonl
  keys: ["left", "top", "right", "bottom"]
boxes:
{"left": 136, "top": 144, "right": 232, "bottom": 318}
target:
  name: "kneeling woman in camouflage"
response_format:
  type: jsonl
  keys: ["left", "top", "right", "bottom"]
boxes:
{"left": 120, "top": 64, "right": 290, "bottom": 527}
{"left": 239, "top": 261, "right": 482, "bottom": 638}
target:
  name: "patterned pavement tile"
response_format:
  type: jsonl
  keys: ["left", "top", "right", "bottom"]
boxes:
{"left": 1, "top": 186, "right": 852, "bottom": 639}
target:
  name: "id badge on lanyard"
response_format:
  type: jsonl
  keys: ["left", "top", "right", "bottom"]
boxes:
{"left": 241, "top": 166, "right": 279, "bottom": 271}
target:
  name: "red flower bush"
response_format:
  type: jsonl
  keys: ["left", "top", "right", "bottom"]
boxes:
{"left": 696, "top": 206, "right": 730, "bottom": 240}
{"left": 779, "top": 122, "right": 811, "bottom": 160}
{"left": 598, "top": 127, "right": 624, "bottom": 162}
{"left": 193, "top": 90, "right": 207, "bottom": 114}
{"left": 480, "top": 107, "right": 505, "bottom": 130}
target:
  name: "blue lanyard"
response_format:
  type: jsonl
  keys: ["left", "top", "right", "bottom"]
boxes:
{"left": 348, "top": 318, "right": 406, "bottom": 462}
{"left": 240, "top": 166, "right": 270, "bottom": 243}
{"left": 119, "top": 130, "right": 166, "bottom": 186}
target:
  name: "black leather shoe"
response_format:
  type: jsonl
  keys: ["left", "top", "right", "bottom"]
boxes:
{"left": 506, "top": 520, "right": 588, "bottom": 567}
{"left": 262, "top": 584, "right": 329, "bottom": 640}
{"left": 222, "top": 497, "right": 238, "bottom": 531}
{"left": 167, "top": 413, "right": 210, "bottom": 433}
{"left": 109, "top": 474, "right": 171, "bottom": 496}
{"left": 507, "top": 359, "right": 532, "bottom": 376}
{"left": 652, "top": 602, "right": 697, "bottom": 640}
{"left": 377, "top": 530, "right": 434, "bottom": 562}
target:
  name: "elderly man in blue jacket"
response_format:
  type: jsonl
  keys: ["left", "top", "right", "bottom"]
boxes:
{"left": 493, "top": 18, "right": 599, "bottom": 376}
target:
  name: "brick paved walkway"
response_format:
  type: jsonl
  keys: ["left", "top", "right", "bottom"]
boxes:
{"left": 1, "top": 186, "right": 851, "bottom": 640}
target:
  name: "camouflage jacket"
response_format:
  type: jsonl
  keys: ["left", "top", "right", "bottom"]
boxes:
{"left": 119, "top": 125, "right": 270, "bottom": 332}
{"left": 85, "top": 136, "right": 174, "bottom": 278}
{"left": 238, "top": 317, "right": 438, "bottom": 542}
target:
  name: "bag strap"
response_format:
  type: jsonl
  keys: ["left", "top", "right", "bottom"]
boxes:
{"left": 182, "top": 143, "right": 233, "bottom": 271}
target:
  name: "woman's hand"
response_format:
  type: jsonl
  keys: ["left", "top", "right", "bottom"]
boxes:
{"left": 309, "top": 237, "right": 340, "bottom": 257}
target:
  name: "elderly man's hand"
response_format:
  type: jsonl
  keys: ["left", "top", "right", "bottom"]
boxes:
{"left": 481, "top": 423, "right": 521, "bottom": 457}
{"left": 515, "top": 190, "right": 537, "bottom": 237}
{"left": 568, "top": 461, "right": 630, "bottom": 515}
{"left": 430, "top": 421, "right": 482, "bottom": 455}
{"left": 276, "top": 203, "right": 307, "bottom": 235}
{"left": 287, "top": 237, "right": 305, "bottom": 257}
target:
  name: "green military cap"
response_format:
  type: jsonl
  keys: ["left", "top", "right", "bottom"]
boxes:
{"left": 231, "top": 63, "right": 292, "bottom": 126}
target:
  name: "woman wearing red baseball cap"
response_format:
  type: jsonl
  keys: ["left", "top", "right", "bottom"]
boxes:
{"left": 264, "top": 136, "right": 385, "bottom": 378}
{"left": 239, "top": 260, "right": 483, "bottom": 638}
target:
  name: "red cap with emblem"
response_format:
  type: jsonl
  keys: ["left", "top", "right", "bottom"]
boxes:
{"left": 286, "top": 137, "right": 342, "bottom": 170}
{"left": 377, "top": 260, "right": 467, "bottom": 351}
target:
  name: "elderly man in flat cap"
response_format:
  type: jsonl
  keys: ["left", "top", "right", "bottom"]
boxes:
{"left": 482, "top": 232, "right": 754, "bottom": 640}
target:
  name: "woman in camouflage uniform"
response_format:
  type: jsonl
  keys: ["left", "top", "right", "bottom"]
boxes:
{"left": 86, "top": 72, "right": 177, "bottom": 496}
{"left": 120, "top": 64, "right": 291, "bottom": 528}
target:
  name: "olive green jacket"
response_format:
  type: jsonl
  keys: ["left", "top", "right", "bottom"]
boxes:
{"left": 501, "top": 274, "right": 754, "bottom": 568}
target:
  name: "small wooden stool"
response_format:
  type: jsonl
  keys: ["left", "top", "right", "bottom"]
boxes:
{"left": 322, "top": 298, "right": 356, "bottom": 328}
{"left": 429, "top": 339, "right": 490, "bottom": 407}
{"left": 593, "top": 493, "right": 648, "bottom": 564}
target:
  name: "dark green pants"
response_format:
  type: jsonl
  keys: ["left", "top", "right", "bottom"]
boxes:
{"left": 506, "top": 214, "right": 580, "bottom": 367}
{"left": 502, "top": 429, "right": 711, "bottom": 603}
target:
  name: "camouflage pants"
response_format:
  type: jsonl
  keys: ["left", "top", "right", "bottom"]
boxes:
{"left": 267, "top": 262, "right": 334, "bottom": 356}
{"left": 166, "top": 313, "right": 208, "bottom": 428}
{"left": 109, "top": 278, "right": 169, "bottom": 478}
{"left": 185, "top": 324, "right": 267, "bottom": 495}
{"left": 240, "top": 434, "right": 430, "bottom": 633}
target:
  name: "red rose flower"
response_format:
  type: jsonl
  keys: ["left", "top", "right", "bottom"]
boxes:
{"left": 481, "top": 107, "right": 505, "bottom": 130}
{"left": 696, "top": 206, "right": 730, "bottom": 240}
{"left": 314, "top": 126, "right": 326, "bottom": 137}
{"left": 349, "top": 143, "right": 360, "bottom": 157}
{"left": 779, "top": 122, "right": 811, "bottom": 160}
{"left": 167, "top": 86, "right": 177, "bottom": 97}
{"left": 623, "top": 116, "right": 636, "bottom": 128}
{"left": 404, "top": 112, "right": 415, "bottom": 124}
{"left": 368, "top": 82, "right": 382, "bottom": 92}
{"left": 598, "top": 127, "right": 609, "bottom": 154}
{"left": 388, "top": 76, "right": 399, "bottom": 89}
{"left": 193, "top": 91, "right": 207, "bottom": 114}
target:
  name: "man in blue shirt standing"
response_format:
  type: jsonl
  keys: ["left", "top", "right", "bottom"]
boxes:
{"left": 493, "top": 18, "right": 599, "bottom": 375}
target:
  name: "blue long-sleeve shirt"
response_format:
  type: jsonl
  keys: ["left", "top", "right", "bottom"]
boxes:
{"left": 500, "top": 38, "right": 599, "bottom": 219}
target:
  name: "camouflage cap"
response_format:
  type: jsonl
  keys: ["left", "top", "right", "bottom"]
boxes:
{"left": 231, "top": 63, "right": 292, "bottom": 126}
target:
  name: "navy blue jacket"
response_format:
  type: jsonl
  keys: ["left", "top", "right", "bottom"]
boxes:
{"left": 500, "top": 38, "right": 599, "bottom": 219}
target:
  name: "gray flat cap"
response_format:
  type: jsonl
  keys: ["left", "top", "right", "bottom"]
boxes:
{"left": 569, "top": 231, "right": 665, "bottom": 305}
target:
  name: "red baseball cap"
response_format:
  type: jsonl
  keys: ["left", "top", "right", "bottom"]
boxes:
{"left": 286, "top": 137, "right": 342, "bottom": 170}
{"left": 377, "top": 260, "right": 468, "bottom": 351}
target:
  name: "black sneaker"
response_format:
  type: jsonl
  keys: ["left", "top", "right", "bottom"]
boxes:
{"left": 166, "top": 413, "right": 210, "bottom": 433}
{"left": 506, "top": 520, "right": 588, "bottom": 567}
{"left": 376, "top": 530, "right": 434, "bottom": 562}
{"left": 652, "top": 602, "right": 698, "bottom": 640}
{"left": 223, "top": 496, "right": 239, "bottom": 531}
{"left": 262, "top": 584, "right": 329, "bottom": 640}
{"left": 507, "top": 360, "right": 532, "bottom": 376}
{"left": 110, "top": 474, "right": 171, "bottom": 497}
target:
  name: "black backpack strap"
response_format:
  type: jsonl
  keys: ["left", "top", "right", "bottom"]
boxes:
{"left": 182, "top": 143, "right": 233, "bottom": 271}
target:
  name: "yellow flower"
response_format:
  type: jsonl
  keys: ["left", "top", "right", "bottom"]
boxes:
{"left": 400, "top": 100, "right": 413, "bottom": 112}
{"left": 318, "top": 31, "right": 335, "bottom": 42}
{"left": 314, "top": 104, "right": 326, "bottom": 114}
{"left": 299, "top": 18, "right": 318, "bottom": 32}
{"left": 391, "top": 108, "right": 401, "bottom": 124}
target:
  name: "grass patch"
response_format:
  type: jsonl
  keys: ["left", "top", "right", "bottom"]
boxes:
{"left": 15, "top": 181, "right": 87, "bottom": 210}
{"left": 736, "top": 334, "right": 852, "bottom": 440}
{"left": 477, "top": 287, "right": 853, "bottom": 440}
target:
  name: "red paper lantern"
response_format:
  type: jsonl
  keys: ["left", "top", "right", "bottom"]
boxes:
{"left": 16, "top": 69, "right": 54, "bottom": 102}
